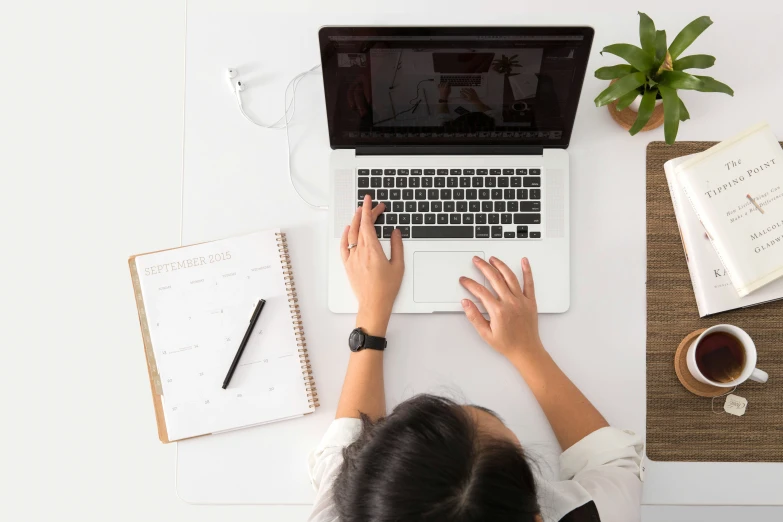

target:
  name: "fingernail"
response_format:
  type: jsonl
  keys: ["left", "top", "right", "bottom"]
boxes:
{"left": 459, "top": 276, "right": 466, "bottom": 282}
{"left": 461, "top": 299, "right": 470, "bottom": 309}
{"left": 523, "top": 257, "right": 529, "bottom": 267}
{"left": 473, "top": 256, "right": 480, "bottom": 262}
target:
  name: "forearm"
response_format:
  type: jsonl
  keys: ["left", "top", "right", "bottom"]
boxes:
{"left": 335, "top": 310, "right": 389, "bottom": 420}
{"left": 510, "top": 346, "right": 608, "bottom": 450}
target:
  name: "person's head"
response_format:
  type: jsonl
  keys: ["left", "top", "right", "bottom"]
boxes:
{"left": 334, "top": 395, "right": 540, "bottom": 522}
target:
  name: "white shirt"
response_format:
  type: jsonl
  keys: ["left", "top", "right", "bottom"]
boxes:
{"left": 307, "top": 419, "right": 642, "bottom": 522}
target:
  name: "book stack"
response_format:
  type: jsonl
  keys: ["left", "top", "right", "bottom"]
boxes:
{"left": 665, "top": 122, "right": 783, "bottom": 317}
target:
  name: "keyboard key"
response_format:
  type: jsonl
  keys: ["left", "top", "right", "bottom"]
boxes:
{"left": 384, "top": 177, "right": 395, "bottom": 188}
{"left": 423, "top": 177, "right": 433, "bottom": 187}
{"left": 437, "top": 214, "right": 448, "bottom": 224}
{"left": 485, "top": 177, "right": 497, "bottom": 188}
{"left": 384, "top": 169, "right": 396, "bottom": 175}
{"left": 463, "top": 213, "right": 474, "bottom": 224}
{"left": 386, "top": 214, "right": 398, "bottom": 224}
{"left": 358, "top": 177, "right": 369, "bottom": 188}
{"left": 464, "top": 169, "right": 475, "bottom": 175}
{"left": 437, "top": 169, "right": 448, "bottom": 176}
{"left": 492, "top": 226, "right": 503, "bottom": 238}
{"left": 517, "top": 225, "right": 528, "bottom": 239}
{"left": 397, "top": 226, "right": 410, "bottom": 238}
{"left": 472, "top": 177, "right": 483, "bottom": 187}
{"left": 490, "top": 169, "right": 501, "bottom": 176}
{"left": 469, "top": 201, "right": 480, "bottom": 212}
{"left": 516, "top": 169, "right": 527, "bottom": 175}
{"left": 425, "top": 214, "right": 436, "bottom": 224}
{"left": 501, "top": 213, "right": 512, "bottom": 224}
{"left": 524, "top": 177, "right": 541, "bottom": 188}
{"left": 431, "top": 201, "right": 442, "bottom": 212}
{"left": 358, "top": 169, "right": 369, "bottom": 176}
{"left": 450, "top": 169, "right": 461, "bottom": 175}
{"left": 390, "top": 189, "right": 401, "bottom": 200}
{"left": 375, "top": 214, "right": 385, "bottom": 224}
{"left": 504, "top": 189, "right": 515, "bottom": 200}
{"left": 530, "top": 189, "right": 541, "bottom": 200}
{"left": 424, "top": 169, "right": 435, "bottom": 175}
{"left": 440, "top": 189, "right": 452, "bottom": 200}
{"left": 377, "top": 189, "right": 388, "bottom": 199}
{"left": 507, "top": 201, "right": 518, "bottom": 212}
{"left": 371, "top": 177, "right": 382, "bottom": 188}
{"left": 457, "top": 201, "right": 467, "bottom": 212}
{"left": 530, "top": 231, "right": 541, "bottom": 238}
{"left": 491, "top": 189, "right": 502, "bottom": 200}
{"left": 393, "top": 202, "right": 404, "bottom": 212}
{"left": 498, "top": 177, "right": 509, "bottom": 187}
{"left": 477, "top": 169, "right": 488, "bottom": 175}
{"left": 398, "top": 169, "right": 409, "bottom": 175}
{"left": 517, "top": 189, "right": 528, "bottom": 200}
{"left": 530, "top": 168, "right": 541, "bottom": 175}
{"left": 511, "top": 177, "right": 522, "bottom": 187}
{"left": 453, "top": 189, "right": 465, "bottom": 199}
{"left": 521, "top": 202, "right": 541, "bottom": 212}
{"left": 466, "top": 189, "right": 477, "bottom": 200}
{"left": 444, "top": 201, "right": 455, "bottom": 212}
{"left": 428, "top": 189, "right": 439, "bottom": 200}
{"left": 494, "top": 201, "right": 505, "bottom": 212}
{"left": 482, "top": 201, "right": 493, "bottom": 212}
{"left": 412, "top": 169, "right": 422, "bottom": 176}
{"left": 489, "top": 214, "right": 499, "bottom": 224}
{"left": 503, "top": 169, "right": 514, "bottom": 176}
{"left": 412, "top": 213, "right": 423, "bottom": 225}
{"left": 479, "top": 189, "right": 490, "bottom": 200}
{"left": 381, "top": 201, "right": 390, "bottom": 211}
{"left": 383, "top": 226, "right": 394, "bottom": 238}
{"left": 447, "top": 177, "right": 458, "bottom": 188}
{"left": 403, "top": 189, "right": 414, "bottom": 200}
{"left": 450, "top": 214, "right": 461, "bottom": 224}
{"left": 399, "top": 214, "right": 411, "bottom": 224}
{"left": 418, "top": 201, "right": 429, "bottom": 212}
{"left": 358, "top": 189, "right": 375, "bottom": 199}
{"left": 375, "top": 226, "right": 381, "bottom": 237}
{"left": 409, "top": 177, "right": 420, "bottom": 188}
{"left": 371, "top": 169, "right": 382, "bottom": 176}
{"left": 504, "top": 231, "right": 515, "bottom": 238}
{"left": 415, "top": 189, "right": 426, "bottom": 200}
{"left": 396, "top": 177, "right": 407, "bottom": 188}
{"left": 460, "top": 177, "right": 471, "bottom": 188}
{"left": 413, "top": 226, "right": 474, "bottom": 239}
{"left": 514, "top": 213, "right": 541, "bottom": 224}
{"left": 476, "top": 226, "right": 490, "bottom": 238}
{"left": 476, "top": 214, "right": 487, "bottom": 224}
{"left": 435, "top": 177, "right": 446, "bottom": 188}
{"left": 406, "top": 201, "right": 416, "bottom": 212}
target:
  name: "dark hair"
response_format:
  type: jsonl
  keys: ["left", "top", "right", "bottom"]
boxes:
{"left": 334, "top": 395, "right": 540, "bottom": 522}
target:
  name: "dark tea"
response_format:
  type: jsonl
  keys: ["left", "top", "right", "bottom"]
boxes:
{"left": 695, "top": 331, "right": 746, "bottom": 383}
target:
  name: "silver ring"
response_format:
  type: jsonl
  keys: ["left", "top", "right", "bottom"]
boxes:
{"left": 347, "top": 243, "right": 358, "bottom": 250}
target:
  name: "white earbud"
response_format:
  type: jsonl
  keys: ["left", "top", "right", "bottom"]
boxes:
{"left": 226, "top": 68, "right": 242, "bottom": 93}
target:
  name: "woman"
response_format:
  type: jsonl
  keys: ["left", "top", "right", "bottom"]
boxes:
{"left": 308, "top": 196, "right": 642, "bottom": 522}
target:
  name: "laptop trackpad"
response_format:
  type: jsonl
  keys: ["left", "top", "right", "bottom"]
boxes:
{"left": 413, "top": 251, "right": 486, "bottom": 303}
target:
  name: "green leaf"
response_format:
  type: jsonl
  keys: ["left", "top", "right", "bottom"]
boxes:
{"left": 669, "top": 16, "right": 713, "bottom": 59}
{"left": 638, "top": 12, "right": 656, "bottom": 54}
{"left": 658, "top": 70, "right": 705, "bottom": 90}
{"left": 658, "top": 85, "right": 681, "bottom": 144}
{"left": 678, "top": 97, "right": 691, "bottom": 121}
{"left": 594, "top": 72, "right": 647, "bottom": 107}
{"left": 673, "top": 54, "right": 715, "bottom": 70}
{"left": 693, "top": 75, "right": 734, "bottom": 95}
{"left": 629, "top": 88, "right": 657, "bottom": 135}
{"left": 616, "top": 89, "right": 640, "bottom": 111}
{"left": 654, "top": 30, "right": 667, "bottom": 64}
{"left": 595, "top": 64, "right": 636, "bottom": 80}
{"left": 601, "top": 44, "right": 655, "bottom": 72}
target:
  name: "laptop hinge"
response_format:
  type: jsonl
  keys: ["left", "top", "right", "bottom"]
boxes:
{"left": 355, "top": 145, "right": 544, "bottom": 156}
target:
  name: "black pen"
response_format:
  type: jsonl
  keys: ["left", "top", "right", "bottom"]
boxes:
{"left": 222, "top": 299, "right": 266, "bottom": 389}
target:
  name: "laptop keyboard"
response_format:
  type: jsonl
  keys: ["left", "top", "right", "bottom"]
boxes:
{"left": 438, "top": 74, "right": 482, "bottom": 87}
{"left": 357, "top": 168, "right": 542, "bottom": 240}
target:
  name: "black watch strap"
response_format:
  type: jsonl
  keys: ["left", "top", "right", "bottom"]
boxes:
{"left": 349, "top": 327, "right": 387, "bottom": 352}
{"left": 362, "top": 333, "right": 387, "bottom": 350}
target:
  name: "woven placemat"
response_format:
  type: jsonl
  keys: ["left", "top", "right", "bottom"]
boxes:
{"left": 646, "top": 141, "right": 783, "bottom": 462}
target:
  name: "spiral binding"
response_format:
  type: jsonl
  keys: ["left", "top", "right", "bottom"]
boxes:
{"left": 276, "top": 232, "right": 319, "bottom": 408}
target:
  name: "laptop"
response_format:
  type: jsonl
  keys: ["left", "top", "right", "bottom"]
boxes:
{"left": 319, "top": 26, "right": 594, "bottom": 313}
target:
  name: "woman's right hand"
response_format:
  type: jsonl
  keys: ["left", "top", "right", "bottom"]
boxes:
{"left": 459, "top": 256, "right": 544, "bottom": 363}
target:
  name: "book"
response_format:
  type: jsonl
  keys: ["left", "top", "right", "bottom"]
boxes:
{"left": 665, "top": 154, "right": 783, "bottom": 316}
{"left": 128, "top": 229, "right": 318, "bottom": 443}
{"left": 676, "top": 122, "right": 783, "bottom": 297}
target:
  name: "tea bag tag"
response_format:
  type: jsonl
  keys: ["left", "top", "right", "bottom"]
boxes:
{"left": 724, "top": 394, "right": 747, "bottom": 416}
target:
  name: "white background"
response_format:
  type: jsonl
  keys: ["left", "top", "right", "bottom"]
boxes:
{"left": 3, "top": 1, "right": 783, "bottom": 521}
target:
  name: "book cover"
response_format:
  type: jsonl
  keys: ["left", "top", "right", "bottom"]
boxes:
{"left": 665, "top": 154, "right": 783, "bottom": 316}
{"left": 676, "top": 122, "right": 783, "bottom": 297}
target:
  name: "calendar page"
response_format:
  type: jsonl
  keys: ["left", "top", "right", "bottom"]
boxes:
{"left": 135, "top": 230, "right": 312, "bottom": 441}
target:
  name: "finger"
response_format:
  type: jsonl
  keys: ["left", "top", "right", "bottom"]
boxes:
{"left": 521, "top": 257, "right": 536, "bottom": 300}
{"left": 347, "top": 84, "right": 357, "bottom": 111}
{"left": 340, "top": 225, "right": 350, "bottom": 263}
{"left": 389, "top": 228, "right": 404, "bottom": 267}
{"left": 459, "top": 276, "right": 497, "bottom": 311}
{"left": 461, "top": 299, "right": 492, "bottom": 340}
{"left": 489, "top": 256, "right": 522, "bottom": 296}
{"left": 348, "top": 205, "right": 361, "bottom": 247}
{"left": 359, "top": 195, "right": 375, "bottom": 244}
{"left": 371, "top": 202, "right": 385, "bottom": 223}
{"left": 472, "top": 256, "right": 511, "bottom": 298}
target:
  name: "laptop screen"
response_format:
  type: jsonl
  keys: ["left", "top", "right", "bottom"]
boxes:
{"left": 319, "top": 26, "right": 594, "bottom": 150}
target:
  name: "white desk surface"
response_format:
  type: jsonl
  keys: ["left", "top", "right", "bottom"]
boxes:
{"left": 179, "top": 0, "right": 783, "bottom": 517}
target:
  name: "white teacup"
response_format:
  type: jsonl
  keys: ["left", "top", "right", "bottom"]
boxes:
{"left": 687, "top": 324, "right": 769, "bottom": 387}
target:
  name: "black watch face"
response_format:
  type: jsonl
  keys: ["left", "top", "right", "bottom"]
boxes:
{"left": 349, "top": 328, "right": 365, "bottom": 352}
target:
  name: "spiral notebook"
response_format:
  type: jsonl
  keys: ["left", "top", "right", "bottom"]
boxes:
{"left": 129, "top": 229, "right": 318, "bottom": 443}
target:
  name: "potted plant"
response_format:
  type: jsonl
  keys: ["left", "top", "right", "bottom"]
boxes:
{"left": 594, "top": 12, "right": 733, "bottom": 144}
{"left": 492, "top": 54, "right": 521, "bottom": 76}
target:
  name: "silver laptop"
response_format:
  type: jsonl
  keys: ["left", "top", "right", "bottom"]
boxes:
{"left": 319, "top": 26, "right": 594, "bottom": 313}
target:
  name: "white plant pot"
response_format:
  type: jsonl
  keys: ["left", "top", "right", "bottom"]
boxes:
{"left": 628, "top": 95, "right": 663, "bottom": 112}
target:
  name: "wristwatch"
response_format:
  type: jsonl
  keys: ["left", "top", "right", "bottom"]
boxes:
{"left": 348, "top": 327, "right": 387, "bottom": 352}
